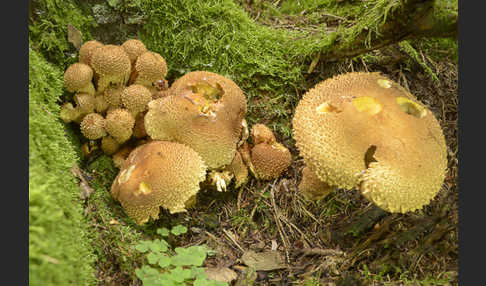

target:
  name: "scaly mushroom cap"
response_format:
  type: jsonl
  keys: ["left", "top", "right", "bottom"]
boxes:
{"left": 299, "top": 166, "right": 333, "bottom": 201}
{"left": 80, "top": 113, "right": 106, "bottom": 140}
{"left": 251, "top": 123, "right": 276, "bottom": 145}
{"left": 63, "top": 63, "right": 95, "bottom": 95}
{"left": 121, "top": 39, "right": 147, "bottom": 65}
{"left": 101, "top": 136, "right": 120, "bottom": 155}
{"left": 121, "top": 84, "right": 152, "bottom": 115}
{"left": 292, "top": 72, "right": 447, "bottom": 213}
{"left": 250, "top": 142, "right": 291, "bottom": 180}
{"left": 105, "top": 108, "right": 135, "bottom": 144}
{"left": 79, "top": 40, "right": 104, "bottom": 66}
{"left": 145, "top": 71, "right": 247, "bottom": 169}
{"left": 110, "top": 141, "right": 207, "bottom": 224}
{"left": 131, "top": 51, "right": 167, "bottom": 88}
{"left": 91, "top": 45, "right": 131, "bottom": 92}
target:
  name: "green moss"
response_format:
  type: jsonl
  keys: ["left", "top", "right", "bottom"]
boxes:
{"left": 29, "top": 0, "right": 97, "bottom": 68}
{"left": 29, "top": 48, "right": 95, "bottom": 285}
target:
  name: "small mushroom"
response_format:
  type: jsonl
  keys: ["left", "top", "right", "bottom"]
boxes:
{"left": 91, "top": 45, "right": 131, "bottom": 93}
{"left": 120, "top": 84, "right": 152, "bottom": 116}
{"left": 80, "top": 113, "right": 106, "bottom": 140}
{"left": 130, "top": 51, "right": 168, "bottom": 92}
{"left": 104, "top": 108, "right": 135, "bottom": 144}
{"left": 79, "top": 40, "right": 104, "bottom": 67}
{"left": 292, "top": 72, "right": 447, "bottom": 213}
{"left": 63, "top": 63, "right": 95, "bottom": 95}
{"left": 110, "top": 141, "right": 207, "bottom": 224}
{"left": 250, "top": 142, "right": 291, "bottom": 180}
{"left": 121, "top": 39, "right": 147, "bottom": 66}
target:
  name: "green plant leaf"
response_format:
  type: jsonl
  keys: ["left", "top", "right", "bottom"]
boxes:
{"left": 157, "top": 227, "right": 170, "bottom": 237}
{"left": 149, "top": 239, "right": 169, "bottom": 252}
{"left": 171, "top": 225, "right": 188, "bottom": 236}
{"left": 135, "top": 240, "right": 151, "bottom": 253}
{"left": 158, "top": 255, "right": 171, "bottom": 268}
{"left": 147, "top": 252, "right": 159, "bottom": 265}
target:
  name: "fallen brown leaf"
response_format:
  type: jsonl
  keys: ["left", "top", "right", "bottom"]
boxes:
{"left": 241, "top": 250, "right": 286, "bottom": 271}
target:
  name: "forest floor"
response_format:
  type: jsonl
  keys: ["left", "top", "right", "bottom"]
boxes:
{"left": 65, "top": 1, "right": 458, "bottom": 285}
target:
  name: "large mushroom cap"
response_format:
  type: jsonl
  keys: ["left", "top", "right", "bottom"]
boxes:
{"left": 292, "top": 72, "right": 447, "bottom": 213}
{"left": 145, "top": 71, "right": 247, "bottom": 169}
{"left": 91, "top": 45, "right": 131, "bottom": 92}
{"left": 110, "top": 141, "right": 207, "bottom": 224}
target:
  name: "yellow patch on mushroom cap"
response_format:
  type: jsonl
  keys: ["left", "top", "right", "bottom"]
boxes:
{"left": 110, "top": 141, "right": 207, "bottom": 224}
{"left": 292, "top": 72, "right": 447, "bottom": 213}
{"left": 105, "top": 108, "right": 135, "bottom": 144}
{"left": 121, "top": 84, "right": 152, "bottom": 115}
{"left": 63, "top": 63, "right": 95, "bottom": 95}
{"left": 79, "top": 40, "right": 104, "bottom": 66}
{"left": 145, "top": 71, "right": 247, "bottom": 169}
{"left": 250, "top": 142, "right": 291, "bottom": 180}
{"left": 91, "top": 45, "right": 131, "bottom": 93}
{"left": 121, "top": 39, "right": 147, "bottom": 65}
{"left": 80, "top": 113, "right": 106, "bottom": 140}
{"left": 251, "top": 124, "right": 276, "bottom": 145}
{"left": 352, "top": 96, "right": 382, "bottom": 115}
{"left": 299, "top": 166, "right": 334, "bottom": 201}
{"left": 131, "top": 51, "right": 168, "bottom": 88}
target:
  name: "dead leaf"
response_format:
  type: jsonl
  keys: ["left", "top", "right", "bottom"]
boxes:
{"left": 67, "top": 24, "right": 83, "bottom": 50}
{"left": 205, "top": 267, "right": 238, "bottom": 283}
{"left": 241, "top": 250, "right": 286, "bottom": 271}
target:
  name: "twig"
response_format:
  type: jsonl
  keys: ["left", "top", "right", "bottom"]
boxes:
{"left": 270, "top": 186, "right": 290, "bottom": 263}
{"left": 222, "top": 229, "right": 245, "bottom": 253}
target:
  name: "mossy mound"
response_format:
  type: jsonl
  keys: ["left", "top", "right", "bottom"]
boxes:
{"left": 29, "top": 49, "right": 95, "bottom": 285}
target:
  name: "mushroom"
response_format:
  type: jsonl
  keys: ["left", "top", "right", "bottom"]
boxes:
{"left": 120, "top": 84, "right": 152, "bottom": 116}
{"left": 224, "top": 150, "right": 249, "bottom": 189}
{"left": 250, "top": 142, "right": 291, "bottom": 180}
{"left": 144, "top": 71, "right": 247, "bottom": 170}
{"left": 292, "top": 72, "right": 447, "bottom": 213}
{"left": 121, "top": 39, "right": 147, "bottom": 66}
{"left": 110, "top": 141, "right": 207, "bottom": 224}
{"left": 80, "top": 113, "right": 106, "bottom": 140}
{"left": 251, "top": 123, "right": 276, "bottom": 145}
{"left": 90, "top": 45, "right": 131, "bottom": 93}
{"left": 104, "top": 108, "right": 135, "bottom": 144}
{"left": 129, "top": 51, "right": 168, "bottom": 92}
{"left": 79, "top": 40, "right": 104, "bottom": 67}
{"left": 298, "top": 166, "right": 334, "bottom": 201}
{"left": 101, "top": 136, "right": 120, "bottom": 155}
{"left": 63, "top": 63, "right": 96, "bottom": 95}
{"left": 103, "top": 86, "right": 124, "bottom": 108}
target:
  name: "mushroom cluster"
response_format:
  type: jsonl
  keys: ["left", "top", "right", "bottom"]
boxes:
{"left": 61, "top": 38, "right": 295, "bottom": 224}
{"left": 292, "top": 72, "right": 448, "bottom": 213}
{"left": 60, "top": 38, "right": 169, "bottom": 164}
